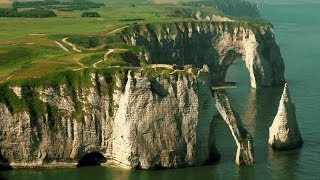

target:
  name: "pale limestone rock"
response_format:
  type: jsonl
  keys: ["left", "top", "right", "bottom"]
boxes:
{"left": 214, "top": 92, "right": 254, "bottom": 165}
{"left": 269, "top": 83, "right": 303, "bottom": 150}
{"left": 195, "top": 11, "right": 201, "bottom": 20}
{"left": 0, "top": 68, "right": 220, "bottom": 169}
{"left": 10, "top": 86, "right": 22, "bottom": 98}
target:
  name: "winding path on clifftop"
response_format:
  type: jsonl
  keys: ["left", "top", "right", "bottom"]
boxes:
{"left": 92, "top": 25, "right": 130, "bottom": 68}
{"left": 71, "top": 62, "right": 85, "bottom": 71}
{"left": 149, "top": 64, "right": 181, "bottom": 75}
{"left": 106, "top": 26, "right": 129, "bottom": 35}
{"left": 62, "top": 38, "right": 82, "bottom": 52}
{"left": 54, "top": 41, "right": 69, "bottom": 52}
{"left": 92, "top": 49, "right": 127, "bottom": 68}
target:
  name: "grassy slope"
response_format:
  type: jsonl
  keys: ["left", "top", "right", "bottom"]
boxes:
{"left": 0, "top": 0, "right": 268, "bottom": 84}
{"left": 0, "top": 3, "right": 182, "bottom": 81}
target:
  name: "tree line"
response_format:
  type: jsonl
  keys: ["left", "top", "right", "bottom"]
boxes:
{"left": 0, "top": 8, "right": 57, "bottom": 18}
{"left": 12, "top": 0, "right": 105, "bottom": 11}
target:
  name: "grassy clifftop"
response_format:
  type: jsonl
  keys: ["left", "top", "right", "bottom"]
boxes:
{"left": 0, "top": 0, "right": 269, "bottom": 85}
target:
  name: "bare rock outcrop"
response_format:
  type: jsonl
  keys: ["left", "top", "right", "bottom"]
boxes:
{"left": 269, "top": 83, "right": 303, "bottom": 150}
{"left": 214, "top": 92, "right": 254, "bottom": 165}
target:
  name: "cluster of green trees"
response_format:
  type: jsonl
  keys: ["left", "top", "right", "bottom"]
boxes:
{"left": 12, "top": 0, "right": 59, "bottom": 8}
{"left": 81, "top": 12, "right": 100, "bottom": 17}
{"left": 0, "top": 8, "right": 56, "bottom": 18}
{"left": 0, "top": 8, "right": 17, "bottom": 17}
{"left": 12, "top": 0, "right": 105, "bottom": 11}
{"left": 68, "top": 35, "right": 101, "bottom": 48}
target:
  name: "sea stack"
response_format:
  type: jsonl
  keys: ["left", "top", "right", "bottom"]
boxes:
{"left": 269, "top": 83, "right": 303, "bottom": 150}
{"left": 214, "top": 92, "right": 254, "bottom": 165}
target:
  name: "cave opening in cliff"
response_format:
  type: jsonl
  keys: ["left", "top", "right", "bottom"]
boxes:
{"left": 0, "top": 154, "right": 12, "bottom": 170}
{"left": 76, "top": 152, "right": 107, "bottom": 167}
{"left": 225, "top": 59, "right": 250, "bottom": 88}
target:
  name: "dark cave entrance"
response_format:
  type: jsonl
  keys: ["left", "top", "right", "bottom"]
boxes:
{"left": 0, "top": 154, "right": 12, "bottom": 170}
{"left": 76, "top": 152, "right": 107, "bottom": 167}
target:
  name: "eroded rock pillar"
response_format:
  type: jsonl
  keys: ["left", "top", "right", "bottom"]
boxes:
{"left": 214, "top": 92, "right": 254, "bottom": 165}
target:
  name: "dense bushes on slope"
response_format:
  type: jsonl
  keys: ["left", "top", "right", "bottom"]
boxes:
{"left": 81, "top": 12, "right": 101, "bottom": 17}
{"left": 0, "top": 8, "right": 56, "bottom": 18}
{"left": 12, "top": 0, "right": 105, "bottom": 11}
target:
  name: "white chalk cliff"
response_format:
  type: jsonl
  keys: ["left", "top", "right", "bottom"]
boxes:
{"left": 0, "top": 68, "right": 220, "bottom": 169}
{"left": 269, "top": 83, "right": 303, "bottom": 150}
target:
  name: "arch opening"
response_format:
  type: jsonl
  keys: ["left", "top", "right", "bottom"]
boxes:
{"left": 77, "top": 152, "right": 106, "bottom": 167}
{"left": 225, "top": 59, "right": 250, "bottom": 88}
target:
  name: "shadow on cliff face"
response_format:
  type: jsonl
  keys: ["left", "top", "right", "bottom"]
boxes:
{"left": 0, "top": 155, "right": 12, "bottom": 171}
{"left": 77, "top": 152, "right": 107, "bottom": 167}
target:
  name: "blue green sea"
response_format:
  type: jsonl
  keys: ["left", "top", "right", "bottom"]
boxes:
{"left": 1, "top": 0, "right": 319, "bottom": 179}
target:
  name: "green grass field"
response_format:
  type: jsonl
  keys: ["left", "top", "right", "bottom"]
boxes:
{"left": 0, "top": 0, "right": 268, "bottom": 84}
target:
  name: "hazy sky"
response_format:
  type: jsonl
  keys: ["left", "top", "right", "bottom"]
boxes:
{"left": 249, "top": 0, "right": 320, "bottom": 4}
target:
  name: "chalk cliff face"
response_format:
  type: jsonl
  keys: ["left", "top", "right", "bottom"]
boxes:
{"left": 269, "top": 83, "right": 303, "bottom": 150}
{"left": 0, "top": 21, "right": 286, "bottom": 169}
{"left": 214, "top": 92, "right": 254, "bottom": 165}
{"left": 0, "top": 68, "right": 220, "bottom": 169}
{"left": 122, "top": 22, "right": 285, "bottom": 88}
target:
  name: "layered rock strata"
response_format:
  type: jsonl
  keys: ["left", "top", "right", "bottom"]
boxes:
{"left": 0, "top": 68, "right": 220, "bottom": 169}
{"left": 214, "top": 92, "right": 254, "bottom": 165}
{"left": 269, "top": 83, "right": 303, "bottom": 150}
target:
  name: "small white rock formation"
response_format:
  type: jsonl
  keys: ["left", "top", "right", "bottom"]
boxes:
{"left": 269, "top": 83, "right": 303, "bottom": 150}
{"left": 214, "top": 92, "right": 254, "bottom": 165}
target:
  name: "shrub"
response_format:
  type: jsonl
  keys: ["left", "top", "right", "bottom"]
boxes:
{"left": 0, "top": 8, "right": 19, "bottom": 17}
{"left": 68, "top": 35, "right": 101, "bottom": 48}
{"left": 81, "top": 11, "right": 100, "bottom": 17}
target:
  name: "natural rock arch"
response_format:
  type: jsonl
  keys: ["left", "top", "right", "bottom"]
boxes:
{"left": 122, "top": 22, "right": 285, "bottom": 88}
{"left": 212, "top": 27, "right": 285, "bottom": 88}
